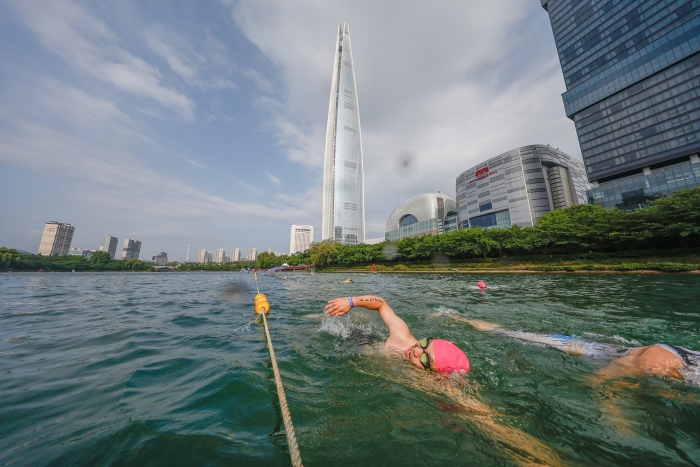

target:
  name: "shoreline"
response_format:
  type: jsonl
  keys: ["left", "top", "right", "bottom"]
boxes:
{"left": 318, "top": 269, "right": 700, "bottom": 274}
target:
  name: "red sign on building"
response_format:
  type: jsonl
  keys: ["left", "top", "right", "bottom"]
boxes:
{"left": 468, "top": 166, "right": 497, "bottom": 184}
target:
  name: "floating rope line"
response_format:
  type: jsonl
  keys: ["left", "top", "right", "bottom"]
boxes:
{"left": 253, "top": 272, "right": 304, "bottom": 467}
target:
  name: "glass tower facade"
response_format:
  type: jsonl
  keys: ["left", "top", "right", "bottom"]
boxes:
{"left": 541, "top": 0, "right": 700, "bottom": 209}
{"left": 322, "top": 23, "right": 365, "bottom": 245}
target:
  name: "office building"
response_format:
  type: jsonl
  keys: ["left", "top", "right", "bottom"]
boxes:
{"left": 540, "top": 0, "right": 700, "bottom": 209}
{"left": 290, "top": 225, "right": 314, "bottom": 254}
{"left": 69, "top": 248, "right": 94, "bottom": 259}
{"left": 322, "top": 23, "right": 366, "bottom": 245}
{"left": 247, "top": 248, "right": 258, "bottom": 262}
{"left": 121, "top": 239, "right": 142, "bottom": 260}
{"left": 385, "top": 193, "right": 458, "bottom": 242}
{"left": 456, "top": 145, "right": 590, "bottom": 228}
{"left": 231, "top": 247, "right": 241, "bottom": 262}
{"left": 152, "top": 252, "right": 168, "bottom": 266}
{"left": 214, "top": 248, "right": 229, "bottom": 263}
{"left": 197, "top": 249, "right": 212, "bottom": 263}
{"left": 37, "top": 221, "right": 74, "bottom": 255}
{"left": 102, "top": 235, "right": 119, "bottom": 259}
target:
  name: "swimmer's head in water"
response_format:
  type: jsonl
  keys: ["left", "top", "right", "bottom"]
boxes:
{"left": 477, "top": 281, "right": 487, "bottom": 289}
{"left": 405, "top": 338, "right": 470, "bottom": 374}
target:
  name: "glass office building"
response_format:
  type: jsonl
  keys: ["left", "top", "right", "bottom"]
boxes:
{"left": 540, "top": 0, "right": 700, "bottom": 209}
{"left": 385, "top": 192, "right": 457, "bottom": 242}
{"left": 321, "top": 23, "right": 365, "bottom": 245}
{"left": 456, "top": 145, "right": 590, "bottom": 228}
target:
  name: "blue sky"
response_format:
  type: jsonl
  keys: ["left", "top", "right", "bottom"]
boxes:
{"left": 0, "top": 0, "right": 581, "bottom": 261}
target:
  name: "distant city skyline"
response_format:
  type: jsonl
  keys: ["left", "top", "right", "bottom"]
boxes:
{"left": 1, "top": 2, "right": 582, "bottom": 258}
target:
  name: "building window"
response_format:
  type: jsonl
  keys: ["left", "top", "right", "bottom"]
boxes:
{"left": 399, "top": 214, "right": 418, "bottom": 228}
{"left": 469, "top": 209, "right": 512, "bottom": 229}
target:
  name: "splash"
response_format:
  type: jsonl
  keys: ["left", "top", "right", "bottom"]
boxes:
{"left": 319, "top": 314, "right": 375, "bottom": 339}
{"left": 610, "top": 335, "right": 642, "bottom": 346}
{"left": 435, "top": 305, "right": 458, "bottom": 315}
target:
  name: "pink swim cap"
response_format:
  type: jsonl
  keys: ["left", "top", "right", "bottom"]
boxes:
{"left": 432, "top": 339, "right": 470, "bottom": 373}
{"left": 477, "top": 281, "right": 486, "bottom": 288}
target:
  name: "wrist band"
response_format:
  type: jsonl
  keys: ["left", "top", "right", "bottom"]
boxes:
{"left": 348, "top": 297, "right": 355, "bottom": 308}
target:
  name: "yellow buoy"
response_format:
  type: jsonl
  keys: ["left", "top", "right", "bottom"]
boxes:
{"left": 255, "top": 293, "right": 270, "bottom": 314}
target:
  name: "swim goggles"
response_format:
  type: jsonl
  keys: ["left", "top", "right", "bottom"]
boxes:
{"left": 418, "top": 338, "right": 433, "bottom": 370}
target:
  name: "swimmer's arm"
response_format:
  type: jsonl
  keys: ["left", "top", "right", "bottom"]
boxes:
{"left": 325, "top": 296, "right": 411, "bottom": 339}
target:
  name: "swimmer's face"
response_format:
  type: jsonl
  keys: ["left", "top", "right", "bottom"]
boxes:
{"left": 404, "top": 340, "right": 435, "bottom": 370}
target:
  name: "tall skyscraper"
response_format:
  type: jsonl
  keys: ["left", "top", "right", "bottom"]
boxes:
{"left": 322, "top": 23, "right": 365, "bottom": 245}
{"left": 102, "top": 235, "right": 119, "bottom": 259}
{"left": 231, "top": 247, "right": 241, "bottom": 262}
{"left": 247, "top": 248, "right": 258, "bottom": 262}
{"left": 38, "top": 221, "right": 74, "bottom": 256}
{"left": 197, "top": 249, "right": 212, "bottom": 263}
{"left": 541, "top": 0, "right": 700, "bottom": 209}
{"left": 214, "top": 248, "right": 228, "bottom": 263}
{"left": 121, "top": 239, "right": 141, "bottom": 260}
{"left": 290, "top": 225, "right": 314, "bottom": 254}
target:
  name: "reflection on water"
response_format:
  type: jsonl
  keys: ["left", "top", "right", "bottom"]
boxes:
{"left": 1, "top": 272, "right": 699, "bottom": 466}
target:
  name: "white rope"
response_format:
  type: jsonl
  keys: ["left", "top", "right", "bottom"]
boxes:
{"left": 261, "top": 309, "right": 304, "bottom": 467}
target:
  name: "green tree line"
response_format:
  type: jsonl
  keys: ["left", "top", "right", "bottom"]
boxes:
{"left": 306, "top": 187, "right": 700, "bottom": 266}
{"left": 0, "top": 250, "right": 153, "bottom": 271}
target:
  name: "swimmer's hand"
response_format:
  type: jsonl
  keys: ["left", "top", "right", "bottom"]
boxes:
{"left": 325, "top": 297, "right": 352, "bottom": 316}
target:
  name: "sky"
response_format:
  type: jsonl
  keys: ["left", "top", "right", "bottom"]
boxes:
{"left": 0, "top": 0, "right": 581, "bottom": 261}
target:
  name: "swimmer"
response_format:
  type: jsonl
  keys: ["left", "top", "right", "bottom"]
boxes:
{"left": 325, "top": 296, "right": 469, "bottom": 373}
{"left": 477, "top": 281, "right": 487, "bottom": 290}
{"left": 343, "top": 278, "right": 354, "bottom": 283}
{"left": 326, "top": 297, "right": 564, "bottom": 465}
{"left": 450, "top": 315, "right": 700, "bottom": 384}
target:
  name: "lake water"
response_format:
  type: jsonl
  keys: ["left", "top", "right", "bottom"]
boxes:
{"left": 1, "top": 272, "right": 699, "bottom": 466}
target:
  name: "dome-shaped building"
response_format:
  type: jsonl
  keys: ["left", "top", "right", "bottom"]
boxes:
{"left": 385, "top": 192, "right": 458, "bottom": 242}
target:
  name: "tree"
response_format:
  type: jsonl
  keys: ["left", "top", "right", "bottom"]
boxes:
{"left": 308, "top": 239, "right": 343, "bottom": 266}
{"left": 89, "top": 251, "right": 113, "bottom": 269}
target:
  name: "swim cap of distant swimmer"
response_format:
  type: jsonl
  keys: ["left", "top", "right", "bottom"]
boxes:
{"left": 477, "top": 281, "right": 487, "bottom": 288}
{"left": 432, "top": 339, "right": 470, "bottom": 373}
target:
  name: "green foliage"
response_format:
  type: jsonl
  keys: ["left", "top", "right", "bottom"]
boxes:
{"left": 307, "top": 187, "right": 700, "bottom": 268}
{"left": 0, "top": 247, "right": 153, "bottom": 271}
{"left": 89, "top": 251, "right": 113, "bottom": 268}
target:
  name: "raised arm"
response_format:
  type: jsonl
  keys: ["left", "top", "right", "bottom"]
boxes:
{"left": 325, "top": 296, "right": 414, "bottom": 344}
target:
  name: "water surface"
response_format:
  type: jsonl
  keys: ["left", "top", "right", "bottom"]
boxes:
{"left": 1, "top": 272, "right": 699, "bottom": 466}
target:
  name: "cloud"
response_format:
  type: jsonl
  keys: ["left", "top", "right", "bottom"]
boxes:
{"left": 185, "top": 158, "right": 209, "bottom": 170}
{"left": 143, "top": 24, "right": 237, "bottom": 90}
{"left": 265, "top": 172, "right": 281, "bottom": 185}
{"left": 0, "top": 79, "right": 313, "bottom": 228}
{"left": 10, "top": 0, "right": 196, "bottom": 121}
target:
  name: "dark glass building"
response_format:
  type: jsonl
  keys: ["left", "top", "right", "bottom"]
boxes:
{"left": 540, "top": 0, "right": 700, "bottom": 209}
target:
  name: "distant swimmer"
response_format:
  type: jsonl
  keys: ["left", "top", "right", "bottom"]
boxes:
{"left": 477, "top": 281, "right": 487, "bottom": 290}
{"left": 325, "top": 296, "right": 470, "bottom": 374}
{"left": 343, "top": 278, "right": 354, "bottom": 283}
{"left": 371, "top": 264, "right": 377, "bottom": 274}
{"left": 450, "top": 316, "right": 700, "bottom": 384}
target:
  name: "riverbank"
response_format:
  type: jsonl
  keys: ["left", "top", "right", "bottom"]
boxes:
{"left": 316, "top": 250, "right": 700, "bottom": 273}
